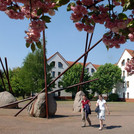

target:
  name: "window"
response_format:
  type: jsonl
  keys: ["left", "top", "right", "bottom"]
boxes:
{"left": 50, "top": 61, "right": 55, "bottom": 67}
{"left": 123, "top": 82, "right": 125, "bottom": 88}
{"left": 127, "top": 58, "right": 130, "bottom": 63}
{"left": 58, "top": 91, "right": 61, "bottom": 97}
{"left": 123, "top": 71, "right": 125, "bottom": 77}
{"left": 58, "top": 72, "right": 61, "bottom": 76}
{"left": 121, "top": 60, "right": 125, "bottom": 66}
{"left": 58, "top": 62, "right": 63, "bottom": 68}
{"left": 58, "top": 81, "right": 61, "bottom": 88}
{"left": 123, "top": 92, "right": 125, "bottom": 99}
{"left": 91, "top": 68, "right": 95, "bottom": 73}
{"left": 86, "top": 68, "right": 89, "bottom": 72}
{"left": 127, "top": 81, "right": 129, "bottom": 88}
{"left": 127, "top": 92, "right": 129, "bottom": 99}
{"left": 52, "top": 71, "right": 55, "bottom": 78}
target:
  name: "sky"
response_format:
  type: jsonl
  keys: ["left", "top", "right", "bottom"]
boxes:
{"left": 0, "top": 5, "right": 134, "bottom": 69}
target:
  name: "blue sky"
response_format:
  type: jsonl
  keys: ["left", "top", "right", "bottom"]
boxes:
{"left": 0, "top": 5, "right": 133, "bottom": 69}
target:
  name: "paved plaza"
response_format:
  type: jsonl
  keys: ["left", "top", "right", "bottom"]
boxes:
{"left": 0, "top": 101, "right": 134, "bottom": 134}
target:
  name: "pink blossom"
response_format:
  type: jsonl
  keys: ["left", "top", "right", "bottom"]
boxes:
{"left": 128, "top": 33, "right": 134, "bottom": 42}
{"left": 81, "top": 0, "right": 94, "bottom": 6}
{"left": 48, "top": 9, "right": 55, "bottom": 16}
{"left": 75, "top": 23, "right": 84, "bottom": 31}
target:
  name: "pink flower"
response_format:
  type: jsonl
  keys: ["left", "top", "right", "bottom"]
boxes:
{"left": 81, "top": 0, "right": 94, "bottom": 6}
{"left": 84, "top": 25, "right": 94, "bottom": 33}
{"left": 128, "top": 33, "right": 134, "bottom": 42}
{"left": 48, "top": 9, "right": 55, "bottom": 16}
{"left": 75, "top": 23, "right": 84, "bottom": 31}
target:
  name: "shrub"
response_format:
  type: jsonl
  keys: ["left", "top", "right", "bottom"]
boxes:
{"left": 88, "top": 94, "right": 94, "bottom": 100}
{"left": 108, "top": 93, "right": 119, "bottom": 102}
{"left": 91, "top": 96, "right": 98, "bottom": 101}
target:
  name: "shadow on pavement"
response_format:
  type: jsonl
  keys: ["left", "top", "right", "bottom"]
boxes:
{"left": 105, "top": 125, "right": 122, "bottom": 129}
{"left": 91, "top": 124, "right": 122, "bottom": 129}
{"left": 91, "top": 124, "right": 106, "bottom": 128}
{"left": 51, "top": 115, "right": 69, "bottom": 118}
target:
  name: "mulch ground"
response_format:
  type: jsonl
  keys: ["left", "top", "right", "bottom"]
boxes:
{"left": 0, "top": 101, "right": 134, "bottom": 134}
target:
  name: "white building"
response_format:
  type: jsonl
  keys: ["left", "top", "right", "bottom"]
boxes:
{"left": 47, "top": 52, "right": 100, "bottom": 99}
{"left": 115, "top": 49, "right": 134, "bottom": 102}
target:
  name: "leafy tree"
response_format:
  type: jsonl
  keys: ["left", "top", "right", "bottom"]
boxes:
{"left": 0, "top": 72, "right": 5, "bottom": 92}
{"left": 0, "top": 47, "right": 54, "bottom": 98}
{"left": 9, "top": 68, "right": 25, "bottom": 98}
{"left": 90, "top": 63, "right": 122, "bottom": 98}
{"left": 61, "top": 64, "right": 90, "bottom": 98}
{"left": 20, "top": 46, "right": 54, "bottom": 96}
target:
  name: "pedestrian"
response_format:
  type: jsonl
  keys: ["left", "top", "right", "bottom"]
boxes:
{"left": 96, "top": 94, "right": 110, "bottom": 130}
{"left": 81, "top": 95, "right": 91, "bottom": 127}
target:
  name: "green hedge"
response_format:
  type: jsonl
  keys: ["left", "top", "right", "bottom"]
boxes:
{"left": 108, "top": 93, "right": 119, "bottom": 102}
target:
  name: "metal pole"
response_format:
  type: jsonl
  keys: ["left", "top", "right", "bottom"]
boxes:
{"left": 43, "top": 29, "right": 49, "bottom": 119}
{"left": 77, "top": 33, "right": 89, "bottom": 91}
{"left": 5, "top": 57, "right": 14, "bottom": 94}
{"left": 0, "top": 97, "right": 33, "bottom": 108}
{"left": 1, "top": 79, "right": 99, "bottom": 109}
{"left": 14, "top": 38, "right": 102, "bottom": 117}
{"left": 49, "top": 78, "right": 99, "bottom": 94}
{"left": 78, "top": 30, "right": 95, "bottom": 91}
{"left": 0, "top": 58, "right": 8, "bottom": 77}
{"left": 0, "top": 70, "right": 6, "bottom": 91}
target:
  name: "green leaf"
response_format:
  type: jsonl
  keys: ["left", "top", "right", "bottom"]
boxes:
{"left": 57, "top": 0, "right": 70, "bottom": 6}
{"left": 88, "top": 12, "right": 94, "bottom": 16}
{"left": 36, "top": 41, "right": 42, "bottom": 49}
{"left": 127, "top": 20, "right": 134, "bottom": 28}
{"left": 26, "top": 43, "right": 30, "bottom": 48}
{"left": 37, "top": 8, "right": 43, "bottom": 16}
{"left": 106, "top": 45, "right": 109, "bottom": 51}
{"left": 31, "top": 43, "right": 35, "bottom": 52}
{"left": 67, "top": 2, "right": 75, "bottom": 11}
{"left": 118, "top": 13, "right": 128, "bottom": 20}
{"left": 40, "top": 16, "right": 51, "bottom": 23}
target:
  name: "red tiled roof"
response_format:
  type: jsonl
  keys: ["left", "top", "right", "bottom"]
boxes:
{"left": 117, "top": 49, "right": 134, "bottom": 65}
{"left": 47, "top": 52, "right": 58, "bottom": 61}
{"left": 67, "top": 61, "right": 90, "bottom": 67}
{"left": 92, "top": 64, "right": 101, "bottom": 69}
{"left": 126, "top": 49, "right": 134, "bottom": 57}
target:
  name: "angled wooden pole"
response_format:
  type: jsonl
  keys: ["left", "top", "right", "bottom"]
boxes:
{"left": 5, "top": 57, "right": 14, "bottom": 94}
{"left": 0, "top": 70, "right": 6, "bottom": 91}
{"left": 78, "top": 29, "right": 95, "bottom": 91}
{"left": 77, "top": 33, "right": 89, "bottom": 91}
{"left": 0, "top": 57, "right": 13, "bottom": 94}
{"left": 0, "top": 97, "right": 33, "bottom": 108}
{"left": 50, "top": 78, "right": 99, "bottom": 94}
{"left": 14, "top": 38, "right": 102, "bottom": 117}
{"left": 0, "top": 58, "right": 7, "bottom": 77}
{"left": 1, "top": 79, "right": 99, "bottom": 109}
{"left": 43, "top": 29, "right": 49, "bottom": 119}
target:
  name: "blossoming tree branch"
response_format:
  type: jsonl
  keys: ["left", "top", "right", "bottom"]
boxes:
{"left": 0, "top": 0, "right": 133, "bottom": 48}
{"left": 0, "top": 0, "right": 134, "bottom": 73}
{"left": 0, "top": 0, "right": 70, "bottom": 51}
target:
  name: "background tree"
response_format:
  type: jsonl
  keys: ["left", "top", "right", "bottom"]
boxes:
{"left": 0, "top": 71, "right": 5, "bottom": 92}
{"left": 20, "top": 46, "right": 54, "bottom": 97}
{"left": 90, "top": 63, "right": 122, "bottom": 98}
{"left": 60, "top": 64, "right": 90, "bottom": 98}
{"left": 0, "top": 46, "right": 54, "bottom": 98}
{"left": 9, "top": 68, "right": 25, "bottom": 98}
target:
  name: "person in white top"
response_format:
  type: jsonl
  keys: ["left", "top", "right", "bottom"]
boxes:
{"left": 96, "top": 94, "right": 110, "bottom": 130}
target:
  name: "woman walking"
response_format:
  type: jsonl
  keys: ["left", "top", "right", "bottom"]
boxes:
{"left": 81, "top": 95, "right": 91, "bottom": 127}
{"left": 96, "top": 94, "right": 110, "bottom": 130}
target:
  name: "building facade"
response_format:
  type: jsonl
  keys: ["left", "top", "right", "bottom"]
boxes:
{"left": 47, "top": 52, "right": 100, "bottom": 99}
{"left": 115, "top": 49, "right": 134, "bottom": 102}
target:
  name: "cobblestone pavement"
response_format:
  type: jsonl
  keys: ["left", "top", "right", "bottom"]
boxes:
{"left": 0, "top": 101, "right": 134, "bottom": 134}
